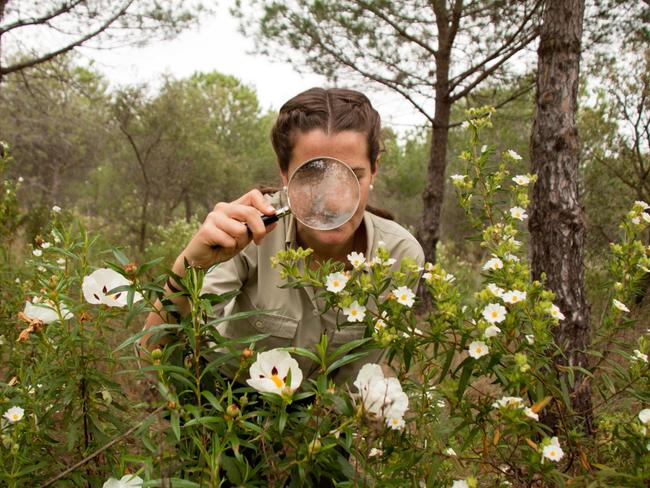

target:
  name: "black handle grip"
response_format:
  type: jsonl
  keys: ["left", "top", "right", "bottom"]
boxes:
{"left": 210, "top": 211, "right": 280, "bottom": 250}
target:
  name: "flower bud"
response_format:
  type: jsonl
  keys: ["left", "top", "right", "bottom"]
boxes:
{"left": 151, "top": 348, "right": 163, "bottom": 360}
{"left": 240, "top": 348, "right": 253, "bottom": 361}
{"left": 226, "top": 404, "right": 240, "bottom": 417}
{"left": 307, "top": 438, "right": 322, "bottom": 456}
{"left": 239, "top": 395, "right": 249, "bottom": 408}
{"left": 167, "top": 400, "right": 177, "bottom": 410}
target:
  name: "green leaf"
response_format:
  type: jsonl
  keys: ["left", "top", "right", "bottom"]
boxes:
{"left": 114, "top": 323, "right": 182, "bottom": 351}
{"left": 325, "top": 351, "right": 369, "bottom": 376}
{"left": 171, "top": 411, "right": 181, "bottom": 441}
{"left": 112, "top": 248, "right": 130, "bottom": 265}
{"left": 330, "top": 337, "right": 372, "bottom": 360}
{"left": 456, "top": 360, "right": 474, "bottom": 398}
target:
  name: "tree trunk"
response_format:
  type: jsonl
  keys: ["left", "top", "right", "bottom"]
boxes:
{"left": 418, "top": 25, "right": 452, "bottom": 268}
{"left": 529, "top": 0, "right": 592, "bottom": 433}
{"left": 0, "top": 0, "right": 7, "bottom": 88}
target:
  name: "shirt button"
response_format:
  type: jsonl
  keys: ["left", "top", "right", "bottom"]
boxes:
{"left": 312, "top": 309, "right": 319, "bottom": 316}
{"left": 255, "top": 320, "right": 263, "bottom": 327}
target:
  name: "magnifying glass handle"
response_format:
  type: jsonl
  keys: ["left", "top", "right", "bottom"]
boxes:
{"left": 261, "top": 206, "right": 291, "bottom": 226}
{"left": 210, "top": 206, "right": 291, "bottom": 250}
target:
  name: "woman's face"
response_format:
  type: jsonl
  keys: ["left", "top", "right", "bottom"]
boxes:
{"left": 281, "top": 129, "right": 377, "bottom": 250}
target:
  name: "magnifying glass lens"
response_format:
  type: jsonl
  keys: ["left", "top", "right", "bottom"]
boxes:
{"left": 287, "top": 157, "right": 360, "bottom": 230}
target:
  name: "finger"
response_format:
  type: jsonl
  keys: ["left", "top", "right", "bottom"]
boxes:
{"left": 235, "top": 189, "right": 276, "bottom": 215}
{"left": 222, "top": 203, "right": 269, "bottom": 245}
{"left": 208, "top": 212, "right": 251, "bottom": 249}
{"left": 200, "top": 224, "right": 238, "bottom": 251}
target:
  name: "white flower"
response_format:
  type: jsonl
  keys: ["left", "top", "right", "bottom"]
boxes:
{"left": 422, "top": 272, "right": 433, "bottom": 282}
{"left": 51, "top": 205, "right": 62, "bottom": 213}
{"left": 343, "top": 300, "right": 366, "bottom": 322}
{"left": 82, "top": 268, "right": 142, "bottom": 307}
{"left": 502, "top": 290, "right": 526, "bottom": 304}
{"left": 57, "top": 258, "right": 65, "bottom": 265}
{"left": 347, "top": 251, "right": 366, "bottom": 269}
{"left": 512, "top": 175, "right": 530, "bottom": 185}
{"left": 445, "top": 447, "right": 457, "bottom": 456}
{"left": 482, "top": 303, "right": 507, "bottom": 324}
{"left": 509, "top": 206, "right": 528, "bottom": 220}
{"left": 468, "top": 340, "right": 489, "bottom": 359}
{"left": 613, "top": 299, "right": 630, "bottom": 313}
{"left": 452, "top": 481, "right": 469, "bottom": 488}
{"left": 634, "top": 200, "right": 650, "bottom": 210}
{"left": 444, "top": 273, "right": 456, "bottom": 282}
{"left": 3, "top": 406, "right": 24, "bottom": 423}
{"left": 32, "top": 249, "right": 42, "bottom": 257}
{"left": 18, "top": 176, "right": 24, "bottom": 183}
{"left": 23, "top": 299, "right": 73, "bottom": 323}
{"left": 37, "top": 265, "right": 46, "bottom": 272}
{"left": 450, "top": 174, "right": 466, "bottom": 182}
{"left": 41, "top": 242, "right": 51, "bottom": 249}
{"left": 525, "top": 334, "right": 535, "bottom": 345}
{"left": 102, "top": 475, "right": 144, "bottom": 488}
{"left": 484, "top": 325, "right": 501, "bottom": 338}
{"left": 481, "top": 145, "right": 488, "bottom": 153}
{"left": 354, "top": 364, "right": 409, "bottom": 420}
{"left": 504, "top": 253, "right": 520, "bottom": 262}
{"left": 483, "top": 257, "right": 503, "bottom": 271}
{"left": 524, "top": 407, "right": 539, "bottom": 421}
{"left": 246, "top": 349, "right": 303, "bottom": 395}
{"left": 507, "top": 149, "right": 523, "bottom": 160}
{"left": 325, "top": 271, "right": 348, "bottom": 293}
{"left": 638, "top": 409, "right": 650, "bottom": 424}
{"left": 643, "top": 213, "right": 650, "bottom": 223}
{"left": 393, "top": 286, "right": 415, "bottom": 307}
{"left": 632, "top": 216, "right": 641, "bottom": 225}
{"left": 492, "top": 396, "right": 524, "bottom": 409}
{"left": 369, "top": 447, "right": 383, "bottom": 457}
{"left": 386, "top": 416, "right": 405, "bottom": 430}
{"left": 542, "top": 437, "right": 564, "bottom": 462}
{"left": 487, "top": 283, "right": 504, "bottom": 297}
{"left": 632, "top": 350, "right": 649, "bottom": 363}
{"left": 549, "top": 304, "right": 566, "bottom": 320}
{"left": 384, "top": 258, "right": 397, "bottom": 266}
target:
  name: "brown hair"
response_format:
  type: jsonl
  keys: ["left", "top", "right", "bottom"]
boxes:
{"left": 271, "top": 87, "right": 382, "bottom": 173}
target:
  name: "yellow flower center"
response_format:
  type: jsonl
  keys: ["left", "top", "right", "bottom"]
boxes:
{"left": 351, "top": 309, "right": 358, "bottom": 316}
{"left": 400, "top": 294, "right": 407, "bottom": 300}
{"left": 512, "top": 296, "right": 519, "bottom": 302}
{"left": 476, "top": 347, "right": 482, "bottom": 353}
{"left": 491, "top": 311, "right": 498, "bottom": 318}
{"left": 549, "top": 449, "right": 556, "bottom": 457}
{"left": 391, "top": 418, "right": 399, "bottom": 425}
{"left": 271, "top": 374, "right": 284, "bottom": 389}
{"left": 333, "top": 280, "right": 340, "bottom": 287}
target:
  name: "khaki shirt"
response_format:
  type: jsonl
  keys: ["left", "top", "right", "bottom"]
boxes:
{"left": 201, "top": 191, "right": 425, "bottom": 385}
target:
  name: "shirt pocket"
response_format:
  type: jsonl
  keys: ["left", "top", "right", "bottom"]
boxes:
{"left": 247, "top": 313, "right": 299, "bottom": 350}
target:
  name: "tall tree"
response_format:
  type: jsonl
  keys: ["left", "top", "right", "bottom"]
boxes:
{"left": 0, "top": 0, "right": 205, "bottom": 84}
{"left": 528, "top": 0, "right": 592, "bottom": 431}
{"left": 235, "top": 0, "right": 542, "bottom": 267}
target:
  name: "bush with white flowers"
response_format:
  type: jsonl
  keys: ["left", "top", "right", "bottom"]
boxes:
{"left": 1, "top": 111, "right": 649, "bottom": 486}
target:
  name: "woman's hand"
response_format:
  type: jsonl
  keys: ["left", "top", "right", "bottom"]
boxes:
{"left": 176, "top": 189, "right": 278, "bottom": 270}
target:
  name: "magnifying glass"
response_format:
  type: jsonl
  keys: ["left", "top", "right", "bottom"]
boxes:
{"left": 262, "top": 156, "right": 360, "bottom": 230}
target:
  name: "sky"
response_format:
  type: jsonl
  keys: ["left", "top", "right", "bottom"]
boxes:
{"left": 78, "top": 7, "right": 430, "bottom": 134}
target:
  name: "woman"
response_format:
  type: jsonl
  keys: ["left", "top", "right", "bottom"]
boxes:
{"left": 143, "top": 87, "right": 424, "bottom": 384}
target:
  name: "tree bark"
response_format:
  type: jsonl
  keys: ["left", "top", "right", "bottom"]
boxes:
{"left": 529, "top": 0, "right": 592, "bottom": 432}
